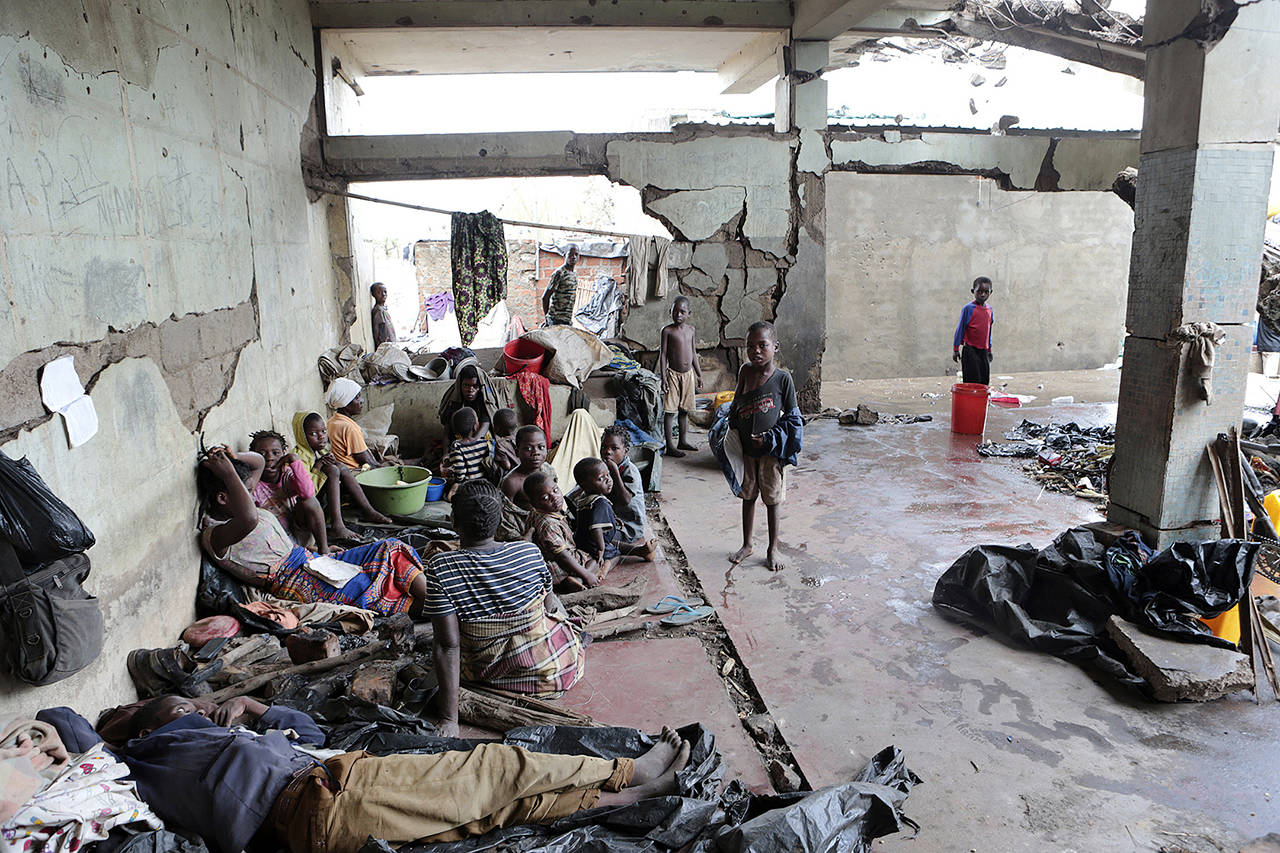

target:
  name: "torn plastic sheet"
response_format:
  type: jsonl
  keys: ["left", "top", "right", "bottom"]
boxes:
{"left": 932, "top": 526, "right": 1255, "bottom": 690}
{"left": 349, "top": 721, "right": 918, "bottom": 853}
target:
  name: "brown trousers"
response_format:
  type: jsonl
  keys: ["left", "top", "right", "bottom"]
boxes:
{"left": 272, "top": 745, "right": 634, "bottom": 853}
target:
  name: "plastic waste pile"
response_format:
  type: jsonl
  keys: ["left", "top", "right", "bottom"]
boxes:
{"left": 977, "top": 419, "right": 1114, "bottom": 502}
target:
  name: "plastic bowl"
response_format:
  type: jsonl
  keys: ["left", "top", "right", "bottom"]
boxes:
{"left": 425, "top": 476, "right": 447, "bottom": 502}
{"left": 503, "top": 338, "right": 546, "bottom": 375}
{"left": 354, "top": 465, "right": 433, "bottom": 516}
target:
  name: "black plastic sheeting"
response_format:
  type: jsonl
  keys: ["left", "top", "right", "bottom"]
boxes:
{"left": 297, "top": 698, "right": 922, "bottom": 853}
{"left": 0, "top": 449, "right": 96, "bottom": 566}
{"left": 933, "top": 526, "right": 1256, "bottom": 690}
{"left": 96, "top": 828, "right": 209, "bottom": 853}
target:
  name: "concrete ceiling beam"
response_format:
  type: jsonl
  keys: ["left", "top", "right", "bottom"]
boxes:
{"left": 718, "top": 31, "right": 788, "bottom": 95}
{"left": 309, "top": 1, "right": 793, "bottom": 30}
{"left": 949, "top": 12, "right": 1145, "bottom": 78}
{"left": 792, "top": 0, "right": 895, "bottom": 40}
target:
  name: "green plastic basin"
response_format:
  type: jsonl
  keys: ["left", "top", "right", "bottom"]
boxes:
{"left": 354, "top": 465, "right": 433, "bottom": 516}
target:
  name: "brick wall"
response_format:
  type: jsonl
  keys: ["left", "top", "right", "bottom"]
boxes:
{"left": 411, "top": 239, "right": 626, "bottom": 332}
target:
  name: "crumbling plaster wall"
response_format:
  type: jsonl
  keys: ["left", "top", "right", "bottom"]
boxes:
{"left": 826, "top": 172, "right": 1134, "bottom": 379}
{"left": 0, "top": 0, "right": 345, "bottom": 713}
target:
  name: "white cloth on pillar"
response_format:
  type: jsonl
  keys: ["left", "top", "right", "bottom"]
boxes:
{"left": 1169, "top": 322, "right": 1227, "bottom": 405}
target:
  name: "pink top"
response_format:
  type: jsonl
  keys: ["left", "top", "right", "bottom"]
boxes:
{"left": 252, "top": 459, "right": 316, "bottom": 524}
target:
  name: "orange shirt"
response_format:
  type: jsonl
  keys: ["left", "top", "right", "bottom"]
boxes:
{"left": 326, "top": 412, "right": 368, "bottom": 470}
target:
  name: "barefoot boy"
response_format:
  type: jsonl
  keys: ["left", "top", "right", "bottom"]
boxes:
{"left": 659, "top": 296, "right": 703, "bottom": 458}
{"left": 727, "top": 321, "right": 803, "bottom": 571}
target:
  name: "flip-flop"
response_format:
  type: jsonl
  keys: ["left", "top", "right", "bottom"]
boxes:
{"left": 644, "top": 595, "right": 706, "bottom": 615}
{"left": 660, "top": 603, "right": 715, "bottom": 627}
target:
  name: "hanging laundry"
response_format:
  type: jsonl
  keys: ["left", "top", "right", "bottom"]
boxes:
{"left": 450, "top": 211, "right": 508, "bottom": 346}
{"left": 627, "top": 235, "right": 652, "bottom": 306}
{"left": 515, "top": 370, "right": 553, "bottom": 439}
{"left": 653, "top": 237, "right": 672, "bottom": 298}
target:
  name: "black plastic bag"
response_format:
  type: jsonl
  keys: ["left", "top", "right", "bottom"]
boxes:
{"left": 0, "top": 450, "right": 95, "bottom": 566}
{"left": 932, "top": 526, "right": 1255, "bottom": 690}
{"left": 96, "top": 828, "right": 209, "bottom": 853}
{"left": 195, "top": 557, "right": 247, "bottom": 617}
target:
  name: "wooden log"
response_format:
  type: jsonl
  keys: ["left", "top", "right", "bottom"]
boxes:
{"left": 587, "top": 618, "right": 650, "bottom": 640}
{"left": 203, "top": 641, "right": 391, "bottom": 702}
{"left": 560, "top": 577, "right": 648, "bottom": 613}
{"left": 464, "top": 684, "right": 597, "bottom": 725}
{"left": 455, "top": 688, "right": 598, "bottom": 731}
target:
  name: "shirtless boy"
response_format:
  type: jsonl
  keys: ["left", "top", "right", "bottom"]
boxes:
{"left": 659, "top": 296, "right": 703, "bottom": 458}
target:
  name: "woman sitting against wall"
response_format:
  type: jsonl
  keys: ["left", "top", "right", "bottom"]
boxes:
{"left": 196, "top": 445, "right": 428, "bottom": 617}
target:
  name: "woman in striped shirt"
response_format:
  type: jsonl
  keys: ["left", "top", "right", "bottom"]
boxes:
{"left": 425, "top": 480, "right": 585, "bottom": 738}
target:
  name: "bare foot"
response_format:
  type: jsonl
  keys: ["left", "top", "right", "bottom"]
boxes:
{"left": 332, "top": 525, "right": 357, "bottom": 540}
{"left": 631, "top": 727, "right": 682, "bottom": 785}
{"left": 600, "top": 739, "right": 690, "bottom": 806}
{"left": 365, "top": 511, "right": 393, "bottom": 525}
{"left": 729, "top": 545, "right": 753, "bottom": 565}
{"left": 766, "top": 548, "right": 784, "bottom": 572}
{"left": 677, "top": 441, "right": 697, "bottom": 451}
{"left": 643, "top": 539, "right": 659, "bottom": 561}
{"left": 665, "top": 446, "right": 686, "bottom": 458}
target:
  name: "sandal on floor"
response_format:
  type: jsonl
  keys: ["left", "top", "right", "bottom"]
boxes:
{"left": 644, "top": 595, "right": 705, "bottom": 615}
{"left": 659, "top": 603, "right": 715, "bottom": 627}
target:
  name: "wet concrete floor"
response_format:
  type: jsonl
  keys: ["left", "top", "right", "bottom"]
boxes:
{"left": 660, "top": 403, "right": 1278, "bottom": 851}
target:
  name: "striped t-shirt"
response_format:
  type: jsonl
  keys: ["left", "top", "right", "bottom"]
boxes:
{"left": 423, "top": 541, "right": 551, "bottom": 620}
{"left": 448, "top": 437, "right": 491, "bottom": 484}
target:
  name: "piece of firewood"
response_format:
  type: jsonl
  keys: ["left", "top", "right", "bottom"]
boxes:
{"left": 560, "top": 577, "right": 648, "bottom": 613}
{"left": 203, "top": 640, "right": 391, "bottom": 702}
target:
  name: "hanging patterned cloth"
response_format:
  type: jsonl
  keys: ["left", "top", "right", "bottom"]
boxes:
{"left": 450, "top": 211, "right": 508, "bottom": 346}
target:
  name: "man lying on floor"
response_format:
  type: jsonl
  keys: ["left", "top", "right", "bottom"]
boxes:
{"left": 38, "top": 695, "right": 690, "bottom": 853}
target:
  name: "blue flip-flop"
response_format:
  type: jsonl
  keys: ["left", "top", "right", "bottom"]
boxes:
{"left": 645, "top": 595, "right": 706, "bottom": 615}
{"left": 660, "top": 602, "right": 715, "bottom": 627}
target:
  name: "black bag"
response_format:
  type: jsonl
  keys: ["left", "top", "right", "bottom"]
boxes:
{"left": 0, "top": 540, "right": 104, "bottom": 685}
{"left": 0, "top": 450, "right": 95, "bottom": 565}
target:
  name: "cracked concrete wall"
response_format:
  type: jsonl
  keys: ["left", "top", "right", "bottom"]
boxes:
{"left": 826, "top": 172, "right": 1134, "bottom": 380}
{"left": 0, "top": 0, "right": 344, "bottom": 713}
{"left": 607, "top": 134, "right": 819, "bottom": 400}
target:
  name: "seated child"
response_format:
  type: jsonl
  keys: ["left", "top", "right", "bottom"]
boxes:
{"left": 325, "top": 378, "right": 383, "bottom": 471}
{"left": 523, "top": 470, "right": 602, "bottom": 591}
{"left": 291, "top": 412, "right": 392, "bottom": 538}
{"left": 570, "top": 458, "right": 623, "bottom": 576}
{"left": 497, "top": 425, "right": 554, "bottom": 541}
{"left": 196, "top": 444, "right": 426, "bottom": 616}
{"left": 248, "top": 429, "right": 328, "bottom": 554}
{"left": 491, "top": 407, "right": 520, "bottom": 479}
{"left": 445, "top": 407, "right": 491, "bottom": 500}
{"left": 600, "top": 425, "right": 658, "bottom": 560}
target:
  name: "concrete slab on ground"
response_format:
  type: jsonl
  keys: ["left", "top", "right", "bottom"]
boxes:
{"left": 562, "top": 636, "right": 771, "bottom": 792}
{"left": 823, "top": 367, "right": 1122, "bottom": 416}
{"left": 660, "top": 406, "right": 1279, "bottom": 851}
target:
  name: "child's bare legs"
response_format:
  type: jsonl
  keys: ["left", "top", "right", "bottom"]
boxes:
{"left": 676, "top": 410, "right": 697, "bottom": 452}
{"left": 730, "top": 497, "right": 755, "bottom": 564}
{"left": 663, "top": 413, "right": 685, "bottom": 458}
{"left": 323, "top": 468, "right": 358, "bottom": 540}
{"left": 338, "top": 466, "right": 393, "bottom": 524}
{"left": 620, "top": 539, "right": 658, "bottom": 561}
{"left": 293, "top": 496, "right": 329, "bottom": 554}
{"left": 764, "top": 503, "right": 782, "bottom": 571}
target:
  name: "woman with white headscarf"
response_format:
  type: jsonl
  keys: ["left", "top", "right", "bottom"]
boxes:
{"left": 324, "top": 378, "right": 381, "bottom": 471}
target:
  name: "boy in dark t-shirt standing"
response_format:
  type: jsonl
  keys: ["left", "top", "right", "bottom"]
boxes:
{"left": 727, "top": 321, "right": 803, "bottom": 571}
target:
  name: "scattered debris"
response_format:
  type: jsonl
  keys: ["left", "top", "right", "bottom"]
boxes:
{"left": 1106, "top": 616, "right": 1253, "bottom": 702}
{"left": 768, "top": 759, "right": 804, "bottom": 793}
{"left": 977, "top": 419, "right": 1114, "bottom": 500}
{"left": 838, "top": 405, "right": 880, "bottom": 426}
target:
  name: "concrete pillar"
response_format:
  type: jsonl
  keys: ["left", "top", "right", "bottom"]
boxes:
{"left": 777, "top": 40, "right": 830, "bottom": 409}
{"left": 1108, "top": 0, "right": 1280, "bottom": 544}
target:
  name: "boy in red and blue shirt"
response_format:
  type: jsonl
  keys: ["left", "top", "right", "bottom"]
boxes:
{"left": 952, "top": 276, "right": 994, "bottom": 385}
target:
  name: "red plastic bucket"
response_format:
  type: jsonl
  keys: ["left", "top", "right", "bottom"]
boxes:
{"left": 503, "top": 338, "right": 546, "bottom": 375}
{"left": 951, "top": 382, "right": 990, "bottom": 434}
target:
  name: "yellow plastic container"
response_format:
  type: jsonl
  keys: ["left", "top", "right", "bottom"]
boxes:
{"left": 1199, "top": 605, "right": 1241, "bottom": 646}
{"left": 1266, "top": 490, "right": 1280, "bottom": 530}
{"left": 713, "top": 391, "right": 735, "bottom": 409}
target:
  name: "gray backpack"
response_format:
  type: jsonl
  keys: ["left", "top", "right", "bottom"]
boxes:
{"left": 0, "top": 541, "right": 103, "bottom": 685}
